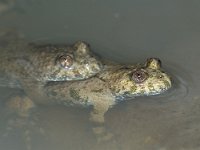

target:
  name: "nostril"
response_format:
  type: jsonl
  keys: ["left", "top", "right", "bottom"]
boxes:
{"left": 158, "top": 75, "right": 164, "bottom": 79}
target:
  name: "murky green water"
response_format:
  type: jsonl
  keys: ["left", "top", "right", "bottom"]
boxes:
{"left": 0, "top": 0, "right": 200, "bottom": 150}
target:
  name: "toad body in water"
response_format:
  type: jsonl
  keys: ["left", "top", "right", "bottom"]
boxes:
{"left": 0, "top": 30, "right": 102, "bottom": 148}
{"left": 0, "top": 31, "right": 172, "bottom": 145}
{"left": 23, "top": 57, "right": 171, "bottom": 141}
{"left": 45, "top": 58, "right": 171, "bottom": 136}
{"left": 0, "top": 30, "right": 102, "bottom": 86}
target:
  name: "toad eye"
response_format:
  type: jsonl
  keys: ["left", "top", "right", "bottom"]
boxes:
{"left": 57, "top": 54, "right": 73, "bottom": 69}
{"left": 132, "top": 69, "right": 148, "bottom": 83}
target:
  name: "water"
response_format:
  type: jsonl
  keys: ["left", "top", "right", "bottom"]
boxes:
{"left": 0, "top": 0, "right": 200, "bottom": 150}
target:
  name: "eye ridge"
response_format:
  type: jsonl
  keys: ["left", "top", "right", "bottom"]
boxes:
{"left": 57, "top": 54, "right": 73, "bottom": 69}
{"left": 132, "top": 69, "right": 148, "bottom": 83}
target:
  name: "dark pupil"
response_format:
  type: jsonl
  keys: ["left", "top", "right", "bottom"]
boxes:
{"left": 136, "top": 73, "right": 142, "bottom": 79}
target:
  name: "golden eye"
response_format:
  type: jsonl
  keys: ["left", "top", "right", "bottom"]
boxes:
{"left": 132, "top": 69, "right": 148, "bottom": 83}
{"left": 57, "top": 55, "right": 73, "bottom": 69}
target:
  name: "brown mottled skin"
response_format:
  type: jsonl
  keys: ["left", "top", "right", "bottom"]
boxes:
{"left": 0, "top": 30, "right": 172, "bottom": 144}
{"left": 44, "top": 58, "right": 172, "bottom": 124}
{"left": 0, "top": 31, "right": 102, "bottom": 87}
{"left": 0, "top": 30, "right": 103, "bottom": 147}
{"left": 3, "top": 57, "right": 172, "bottom": 145}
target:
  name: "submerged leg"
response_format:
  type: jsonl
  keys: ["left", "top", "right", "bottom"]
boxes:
{"left": 5, "top": 96, "right": 35, "bottom": 117}
{"left": 90, "top": 102, "right": 114, "bottom": 142}
{"left": 2, "top": 96, "right": 45, "bottom": 150}
{"left": 90, "top": 102, "right": 109, "bottom": 123}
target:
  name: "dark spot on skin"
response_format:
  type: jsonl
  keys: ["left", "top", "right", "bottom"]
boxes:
{"left": 80, "top": 97, "right": 92, "bottom": 106}
{"left": 122, "top": 66, "right": 132, "bottom": 70}
{"left": 140, "top": 90, "right": 145, "bottom": 94}
{"left": 114, "top": 88, "right": 121, "bottom": 94}
{"left": 148, "top": 82, "right": 154, "bottom": 90}
{"left": 158, "top": 74, "right": 164, "bottom": 79}
{"left": 163, "top": 80, "right": 171, "bottom": 88}
{"left": 49, "top": 69, "right": 62, "bottom": 80}
{"left": 123, "top": 91, "right": 131, "bottom": 96}
{"left": 97, "top": 77, "right": 106, "bottom": 82}
{"left": 131, "top": 85, "right": 137, "bottom": 92}
{"left": 155, "top": 58, "right": 161, "bottom": 66}
{"left": 73, "top": 70, "right": 82, "bottom": 78}
{"left": 69, "top": 88, "right": 81, "bottom": 100}
{"left": 91, "top": 89, "right": 103, "bottom": 93}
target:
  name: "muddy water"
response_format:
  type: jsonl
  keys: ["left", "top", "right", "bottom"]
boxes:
{"left": 0, "top": 0, "right": 200, "bottom": 150}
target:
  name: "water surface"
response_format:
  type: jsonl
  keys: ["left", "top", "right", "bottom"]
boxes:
{"left": 0, "top": 0, "right": 200, "bottom": 150}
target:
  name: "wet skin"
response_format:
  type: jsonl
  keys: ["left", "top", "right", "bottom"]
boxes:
{"left": 45, "top": 58, "right": 172, "bottom": 124}
{"left": 0, "top": 32, "right": 102, "bottom": 86}
{"left": 4, "top": 57, "right": 172, "bottom": 145}
{"left": 38, "top": 58, "right": 172, "bottom": 141}
{"left": 0, "top": 31, "right": 172, "bottom": 143}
